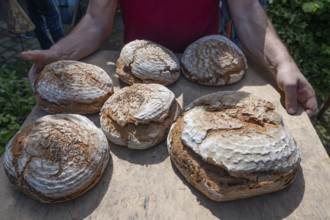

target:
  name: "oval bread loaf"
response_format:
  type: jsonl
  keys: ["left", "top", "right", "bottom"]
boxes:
{"left": 100, "top": 83, "right": 181, "bottom": 149}
{"left": 35, "top": 60, "right": 114, "bottom": 114}
{"left": 3, "top": 114, "right": 110, "bottom": 203}
{"left": 116, "top": 39, "right": 180, "bottom": 86}
{"left": 181, "top": 35, "right": 247, "bottom": 86}
{"left": 167, "top": 91, "right": 301, "bottom": 201}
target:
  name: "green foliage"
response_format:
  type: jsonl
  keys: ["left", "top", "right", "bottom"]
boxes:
{"left": 0, "top": 64, "right": 35, "bottom": 155}
{"left": 267, "top": 0, "right": 330, "bottom": 102}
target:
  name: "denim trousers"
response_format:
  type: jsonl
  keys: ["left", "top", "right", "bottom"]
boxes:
{"left": 26, "top": 0, "right": 64, "bottom": 49}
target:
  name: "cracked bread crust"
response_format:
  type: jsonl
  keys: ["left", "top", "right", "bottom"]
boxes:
{"left": 3, "top": 114, "right": 110, "bottom": 203}
{"left": 116, "top": 39, "right": 180, "bottom": 86}
{"left": 35, "top": 60, "right": 114, "bottom": 115}
{"left": 167, "top": 91, "right": 300, "bottom": 201}
{"left": 181, "top": 35, "right": 247, "bottom": 86}
{"left": 100, "top": 83, "right": 181, "bottom": 149}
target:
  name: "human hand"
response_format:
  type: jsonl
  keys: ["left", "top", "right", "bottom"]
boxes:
{"left": 21, "top": 50, "right": 60, "bottom": 90}
{"left": 276, "top": 62, "right": 317, "bottom": 117}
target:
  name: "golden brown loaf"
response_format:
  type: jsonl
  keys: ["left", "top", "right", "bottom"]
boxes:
{"left": 35, "top": 60, "right": 114, "bottom": 114}
{"left": 116, "top": 39, "right": 180, "bottom": 86}
{"left": 181, "top": 35, "right": 247, "bottom": 86}
{"left": 100, "top": 83, "right": 181, "bottom": 149}
{"left": 3, "top": 114, "right": 110, "bottom": 203}
{"left": 167, "top": 91, "right": 301, "bottom": 201}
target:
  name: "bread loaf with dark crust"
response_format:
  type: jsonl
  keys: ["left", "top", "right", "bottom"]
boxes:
{"left": 3, "top": 114, "right": 110, "bottom": 203}
{"left": 35, "top": 60, "right": 114, "bottom": 114}
{"left": 100, "top": 83, "right": 181, "bottom": 149}
{"left": 167, "top": 91, "right": 300, "bottom": 201}
{"left": 181, "top": 35, "right": 247, "bottom": 86}
{"left": 116, "top": 39, "right": 180, "bottom": 86}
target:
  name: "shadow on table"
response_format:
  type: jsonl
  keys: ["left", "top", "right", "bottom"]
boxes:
{"left": 170, "top": 161, "right": 305, "bottom": 220}
{"left": 109, "top": 140, "right": 169, "bottom": 165}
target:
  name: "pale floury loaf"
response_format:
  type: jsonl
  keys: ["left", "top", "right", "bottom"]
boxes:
{"left": 100, "top": 83, "right": 181, "bottom": 149}
{"left": 3, "top": 114, "right": 110, "bottom": 203}
{"left": 167, "top": 91, "right": 301, "bottom": 201}
{"left": 116, "top": 39, "right": 180, "bottom": 85}
{"left": 181, "top": 35, "right": 247, "bottom": 85}
{"left": 35, "top": 60, "right": 114, "bottom": 114}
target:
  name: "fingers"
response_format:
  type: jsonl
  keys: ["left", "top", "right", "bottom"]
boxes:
{"left": 281, "top": 77, "right": 318, "bottom": 117}
{"left": 21, "top": 50, "right": 45, "bottom": 62}
{"left": 21, "top": 49, "right": 60, "bottom": 71}
{"left": 28, "top": 64, "right": 38, "bottom": 92}
{"left": 276, "top": 62, "right": 318, "bottom": 117}
{"left": 21, "top": 49, "right": 61, "bottom": 90}
{"left": 21, "top": 50, "right": 47, "bottom": 73}
{"left": 297, "top": 81, "right": 318, "bottom": 117}
{"left": 282, "top": 82, "right": 298, "bottom": 115}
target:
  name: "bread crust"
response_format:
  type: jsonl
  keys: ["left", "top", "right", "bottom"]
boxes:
{"left": 167, "top": 91, "right": 300, "bottom": 201}
{"left": 3, "top": 114, "right": 110, "bottom": 203}
{"left": 116, "top": 40, "right": 180, "bottom": 86}
{"left": 181, "top": 35, "right": 247, "bottom": 86}
{"left": 100, "top": 83, "right": 181, "bottom": 149}
{"left": 35, "top": 60, "right": 114, "bottom": 114}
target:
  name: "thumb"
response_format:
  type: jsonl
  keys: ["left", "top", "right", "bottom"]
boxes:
{"left": 283, "top": 83, "right": 298, "bottom": 115}
{"left": 21, "top": 50, "right": 48, "bottom": 73}
{"left": 21, "top": 49, "right": 60, "bottom": 73}
{"left": 21, "top": 50, "right": 46, "bottom": 62}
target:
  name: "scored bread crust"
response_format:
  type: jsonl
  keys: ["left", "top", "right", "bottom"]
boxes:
{"left": 100, "top": 83, "right": 181, "bottom": 149}
{"left": 167, "top": 91, "right": 300, "bottom": 201}
{"left": 181, "top": 35, "right": 247, "bottom": 86}
{"left": 35, "top": 60, "right": 114, "bottom": 114}
{"left": 3, "top": 114, "right": 110, "bottom": 203}
{"left": 116, "top": 39, "right": 180, "bottom": 86}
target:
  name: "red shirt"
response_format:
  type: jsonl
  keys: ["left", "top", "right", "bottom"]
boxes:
{"left": 119, "top": 0, "right": 220, "bottom": 53}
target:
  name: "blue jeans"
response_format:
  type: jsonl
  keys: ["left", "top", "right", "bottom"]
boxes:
{"left": 26, "top": 0, "right": 64, "bottom": 49}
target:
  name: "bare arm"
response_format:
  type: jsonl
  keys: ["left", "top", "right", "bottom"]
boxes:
{"left": 227, "top": 0, "right": 317, "bottom": 116}
{"left": 52, "top": 0, "right": 118, "bottom": 60}
{"left": 21, "top": 0, "right": 118, "bottom": 86}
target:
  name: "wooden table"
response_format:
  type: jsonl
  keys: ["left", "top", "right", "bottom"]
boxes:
{"left": 1, "top": 50, "right": 329, "bottom": 220}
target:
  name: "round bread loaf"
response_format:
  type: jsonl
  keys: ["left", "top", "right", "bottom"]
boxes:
{"left": 3, "top": 114, "right": 110, "bottom": 203}
{"left": 116, "top": 39, "right": 180, "bottom": 86}
{"left": 35, "top": 60, "right": 114, "bottom": 114}
{"left": 167, "top": 91, "right": 301, "bottom": 201}
{"left": 100, "top": 83, "right": 181, "bottom": 149}
{"left": 181, "top": 35, "right": 247, "bottom": 86}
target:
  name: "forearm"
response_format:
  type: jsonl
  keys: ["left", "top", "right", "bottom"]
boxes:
{"left": 227, "top": 1, "right": 294, "bottom": 75}
{"left": 50, "top": 0, "right": 118, "bottom": 61}
{"left": 227, "top": 0, "right": 317, "bottom": 116}
{"left": 51, "top": 16, "right": 108, "bottom": 60}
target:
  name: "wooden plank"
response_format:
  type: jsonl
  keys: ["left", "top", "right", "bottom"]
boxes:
{"left": 1, "top": 50, "right": 329, "bottom": 220}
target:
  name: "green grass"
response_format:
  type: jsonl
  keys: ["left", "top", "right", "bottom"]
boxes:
{"left": 0, "top": 61, "right": 35, "bottom": 155}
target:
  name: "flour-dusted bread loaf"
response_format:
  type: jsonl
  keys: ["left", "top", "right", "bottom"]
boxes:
{"left": 3, "top": 114, "right": 110, "bottom": 203}
{"left": 116, "top": 39, "right": 180, "bottom": 86}
{"left": 35, "top": 60, "right": 114, "bottom": 114}
{"left": 100, "top": 83, "right": 181, "bottom": 149}
{"left": 181, "top": 35, "right": 247, "bottom": 86}
{"left": 167, "top": 91, "right": 301, "bottom": 201}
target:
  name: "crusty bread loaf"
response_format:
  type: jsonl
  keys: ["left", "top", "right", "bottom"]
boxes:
{"left": 116, "top": 39, "right": 180, "bottom": 86}
{"left": 3, "top": 114, "right": 110, "bottom": 203}
{"left": 35, "top": 60, "right": 114, "bottom": 114}
{"left": 100, "top": 83, "right": 181, "bottom": 149}
{"left": 181, "top": 35, "right": 247, "bottom": 86}
{"left": 167, "top": 91, "right": 300, "bottom": 201}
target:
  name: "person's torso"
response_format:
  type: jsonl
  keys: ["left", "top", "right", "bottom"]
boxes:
{"left": 119, "top": 0, "right": 220, "bottom": 53}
